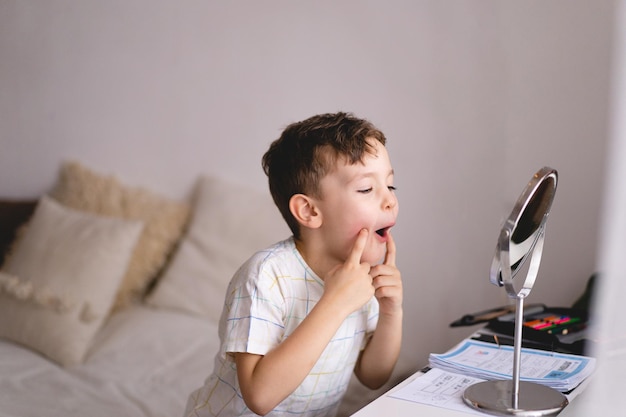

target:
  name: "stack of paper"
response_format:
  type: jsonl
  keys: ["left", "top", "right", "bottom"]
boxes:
{"left": 429, "top": 339, "right": 595, "bottom": 392}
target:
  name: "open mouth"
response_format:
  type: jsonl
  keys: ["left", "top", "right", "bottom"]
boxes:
{"left": 375, "top": 227, "right": 390, "bottom": 237}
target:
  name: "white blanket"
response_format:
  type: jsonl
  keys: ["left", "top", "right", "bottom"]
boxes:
{"left": 0, "top": 306, "right": 218, "bottom": 417}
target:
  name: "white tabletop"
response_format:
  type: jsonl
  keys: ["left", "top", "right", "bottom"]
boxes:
{"left": 351, "top": 370, "right": 477, "bottom": 417}
{"left": 351, "top": 368, "right": 589, "bottom": 417}
{"left": 351, "top": 335, "right": 593, "bottom": 417}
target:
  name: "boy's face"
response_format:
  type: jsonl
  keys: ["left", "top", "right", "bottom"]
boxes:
{"left": 316, "top": 139, "right": 398, "bottom": 265}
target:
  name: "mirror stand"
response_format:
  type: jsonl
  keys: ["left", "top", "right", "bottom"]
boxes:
{"left": 462, "top": 297, "right": 568, "bottom": 417}
{"left": 462, "top": 168, "right": 568, "bottom": 416}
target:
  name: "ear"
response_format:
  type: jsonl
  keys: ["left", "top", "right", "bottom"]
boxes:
{"left": 289, "top": 194, "right": 322, "bottom": 229}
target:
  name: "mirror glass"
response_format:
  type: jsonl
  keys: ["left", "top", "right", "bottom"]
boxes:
{"left": 490, "top": 167, "right": 558, "bottom": 293}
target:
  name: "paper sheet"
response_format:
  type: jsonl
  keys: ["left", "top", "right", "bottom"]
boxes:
{"left": 388, "top": 367, "right": 486, "bottom": 415}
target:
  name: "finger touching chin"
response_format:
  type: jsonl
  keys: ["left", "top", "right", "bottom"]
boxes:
{"left": 362, "top": 246, "right": 386, "bottom": 265}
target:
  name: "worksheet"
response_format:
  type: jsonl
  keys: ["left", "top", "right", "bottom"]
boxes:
{"left": 388, "top": 367, "right": 486, "bottom": 415}
{"left": 429, "top": 339, "right": 595, "bottom": 391}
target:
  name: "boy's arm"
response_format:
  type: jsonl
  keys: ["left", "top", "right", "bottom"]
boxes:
{"left": 235, "top": 229, "right": 375, "bottom": 416}
{"left": 235, "top": 299, "right": 349, "bottom": 415}
{"left": 354, "top": 232, "right": 403, "bottom": 389}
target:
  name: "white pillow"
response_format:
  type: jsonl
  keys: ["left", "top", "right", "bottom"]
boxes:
{"left": 50, "top": 161, "right": 191, "bottom": 310}
{"left": 146, "top": 176, "right": 290, "bottom": 322}
{"left": 0, "top": 196, "right": 143, "bottom": 366}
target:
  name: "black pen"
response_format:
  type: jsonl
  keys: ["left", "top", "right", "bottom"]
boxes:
{"left": 450, "top": 305, "right": 516, "bottom": 327}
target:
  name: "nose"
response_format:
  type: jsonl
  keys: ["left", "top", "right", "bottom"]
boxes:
{"left": 383, "top": 188, "right": 398, "bottom": 211}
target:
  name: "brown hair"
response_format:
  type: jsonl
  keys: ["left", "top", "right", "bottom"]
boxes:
{"left": 262, "top": 112, "right": 386, "bottom": 239}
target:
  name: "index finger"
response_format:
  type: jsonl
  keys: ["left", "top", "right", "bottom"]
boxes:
{"left": 347, "top": 228, "right": 369, "bottom": 265}
{"left": 383, "top": 230, "right": 396, "bottom": 266}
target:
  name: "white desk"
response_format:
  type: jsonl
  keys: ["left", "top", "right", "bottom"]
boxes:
{"left": 351, "top": 369, "right": 589, "bottom": 417}
{"left": 351, "top": 332, "right": 591, "bottom": 417}
{"left": 351, "top": 369, "right": 476, "bottom": 417}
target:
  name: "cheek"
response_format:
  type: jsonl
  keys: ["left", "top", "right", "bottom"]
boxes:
{"left": 344, "top": 216, "right": 376, "bottom": 239}
{"left": 336, "top": 216, "right": 377, "bottom": 259}
{"left": 343, "top": 205, "right": 377, "bottom": 230}
{"left": 362, "top": 239, "right": 387, "bottom": 264}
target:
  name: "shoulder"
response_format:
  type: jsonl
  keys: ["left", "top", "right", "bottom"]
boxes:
{"left": 243, "top": 237, "right": 297, "bottom": 269}
{"left": 230, "top": 237, "right": 301, "bottom": 286}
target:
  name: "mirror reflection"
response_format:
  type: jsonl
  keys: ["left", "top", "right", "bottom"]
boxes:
{"left": 491, "top": 168, "right": 558, "bottom": 289}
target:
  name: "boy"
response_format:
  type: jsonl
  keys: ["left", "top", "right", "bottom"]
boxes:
{"left": 184, "top": 112, "right": 402, "bottom": 417}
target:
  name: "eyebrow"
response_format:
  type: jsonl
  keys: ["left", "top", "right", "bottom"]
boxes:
{"left": 351, "top": 168, "right": 395, "bottom": 182}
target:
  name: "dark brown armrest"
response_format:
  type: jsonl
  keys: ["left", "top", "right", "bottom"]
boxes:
{"left": 0, "top": 199, "right": 38, "bottom": 265}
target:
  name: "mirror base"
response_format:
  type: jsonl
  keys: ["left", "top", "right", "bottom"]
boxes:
{"left": 463, "top": 380, "right": 568, "bottom": 416}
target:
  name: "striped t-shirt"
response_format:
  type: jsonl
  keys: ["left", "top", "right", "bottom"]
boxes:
{"left": 184, "top": 237, "right": 379, "bottom": 417}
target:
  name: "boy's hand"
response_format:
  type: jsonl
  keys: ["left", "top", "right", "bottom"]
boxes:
{"left": 322, "top": 229, "right": 375, "bottom": 316}
{"left": 369, "top": 231, "right": 403, "bottom": 316}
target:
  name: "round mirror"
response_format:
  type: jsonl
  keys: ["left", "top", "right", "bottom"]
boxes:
{"left": 463, "top": 167, "right": 564, "bottom": 416}
{"left": 490, "top": 167, "right": 558, "bottom": 298}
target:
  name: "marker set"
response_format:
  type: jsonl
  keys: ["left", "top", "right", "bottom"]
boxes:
{"left": 482, "top": 306, "right": 590, "bottom": 355}
{"left": 523, "top": 314, "right": 584, "bottom": 335}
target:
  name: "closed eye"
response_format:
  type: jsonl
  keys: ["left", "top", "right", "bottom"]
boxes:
{"left": 388, "top": 186, "right": 397, "bottom": 191}
{"left": 358, "top": 188, "right": 373, "bottom": 194}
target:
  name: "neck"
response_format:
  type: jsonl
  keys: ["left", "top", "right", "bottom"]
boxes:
{"left": 294, "top": 236, "right": 337, "bottom": 281}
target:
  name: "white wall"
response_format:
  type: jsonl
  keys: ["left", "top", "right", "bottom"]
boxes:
{"left": 564, "top": 0, "right": 626, "bottom": 414}
{"left": 501, "top": 2, "right": 614, "bottom": 309}
{"left": 0, "top": 0, "right": 614, "bottom": 373}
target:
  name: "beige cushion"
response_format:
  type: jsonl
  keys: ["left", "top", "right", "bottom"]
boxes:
{"left": 146, "top": 176, "right": 289, "bottom": 322}
{"left": 50, "top": 161, "right": 191, "bottom": 310}
{"left": 0, "top": 196, "right": 143, "bottom": 366}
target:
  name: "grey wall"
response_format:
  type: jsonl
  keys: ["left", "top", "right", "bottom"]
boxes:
{"left": 0, "top": 0, "right": 615, "bottom": 372}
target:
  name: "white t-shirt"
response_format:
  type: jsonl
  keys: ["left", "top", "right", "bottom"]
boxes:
{"left": 184, "top": 237, "right": 379, "bottom": 417}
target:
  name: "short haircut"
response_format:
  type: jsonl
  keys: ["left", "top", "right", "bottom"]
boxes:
{"left": 262, "top": 112, "right": 387, "bottom": 239}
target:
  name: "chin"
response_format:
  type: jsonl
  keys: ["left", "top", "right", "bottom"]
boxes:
{"left": 362, "top": 249, "right": 386, "bottom": 265}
